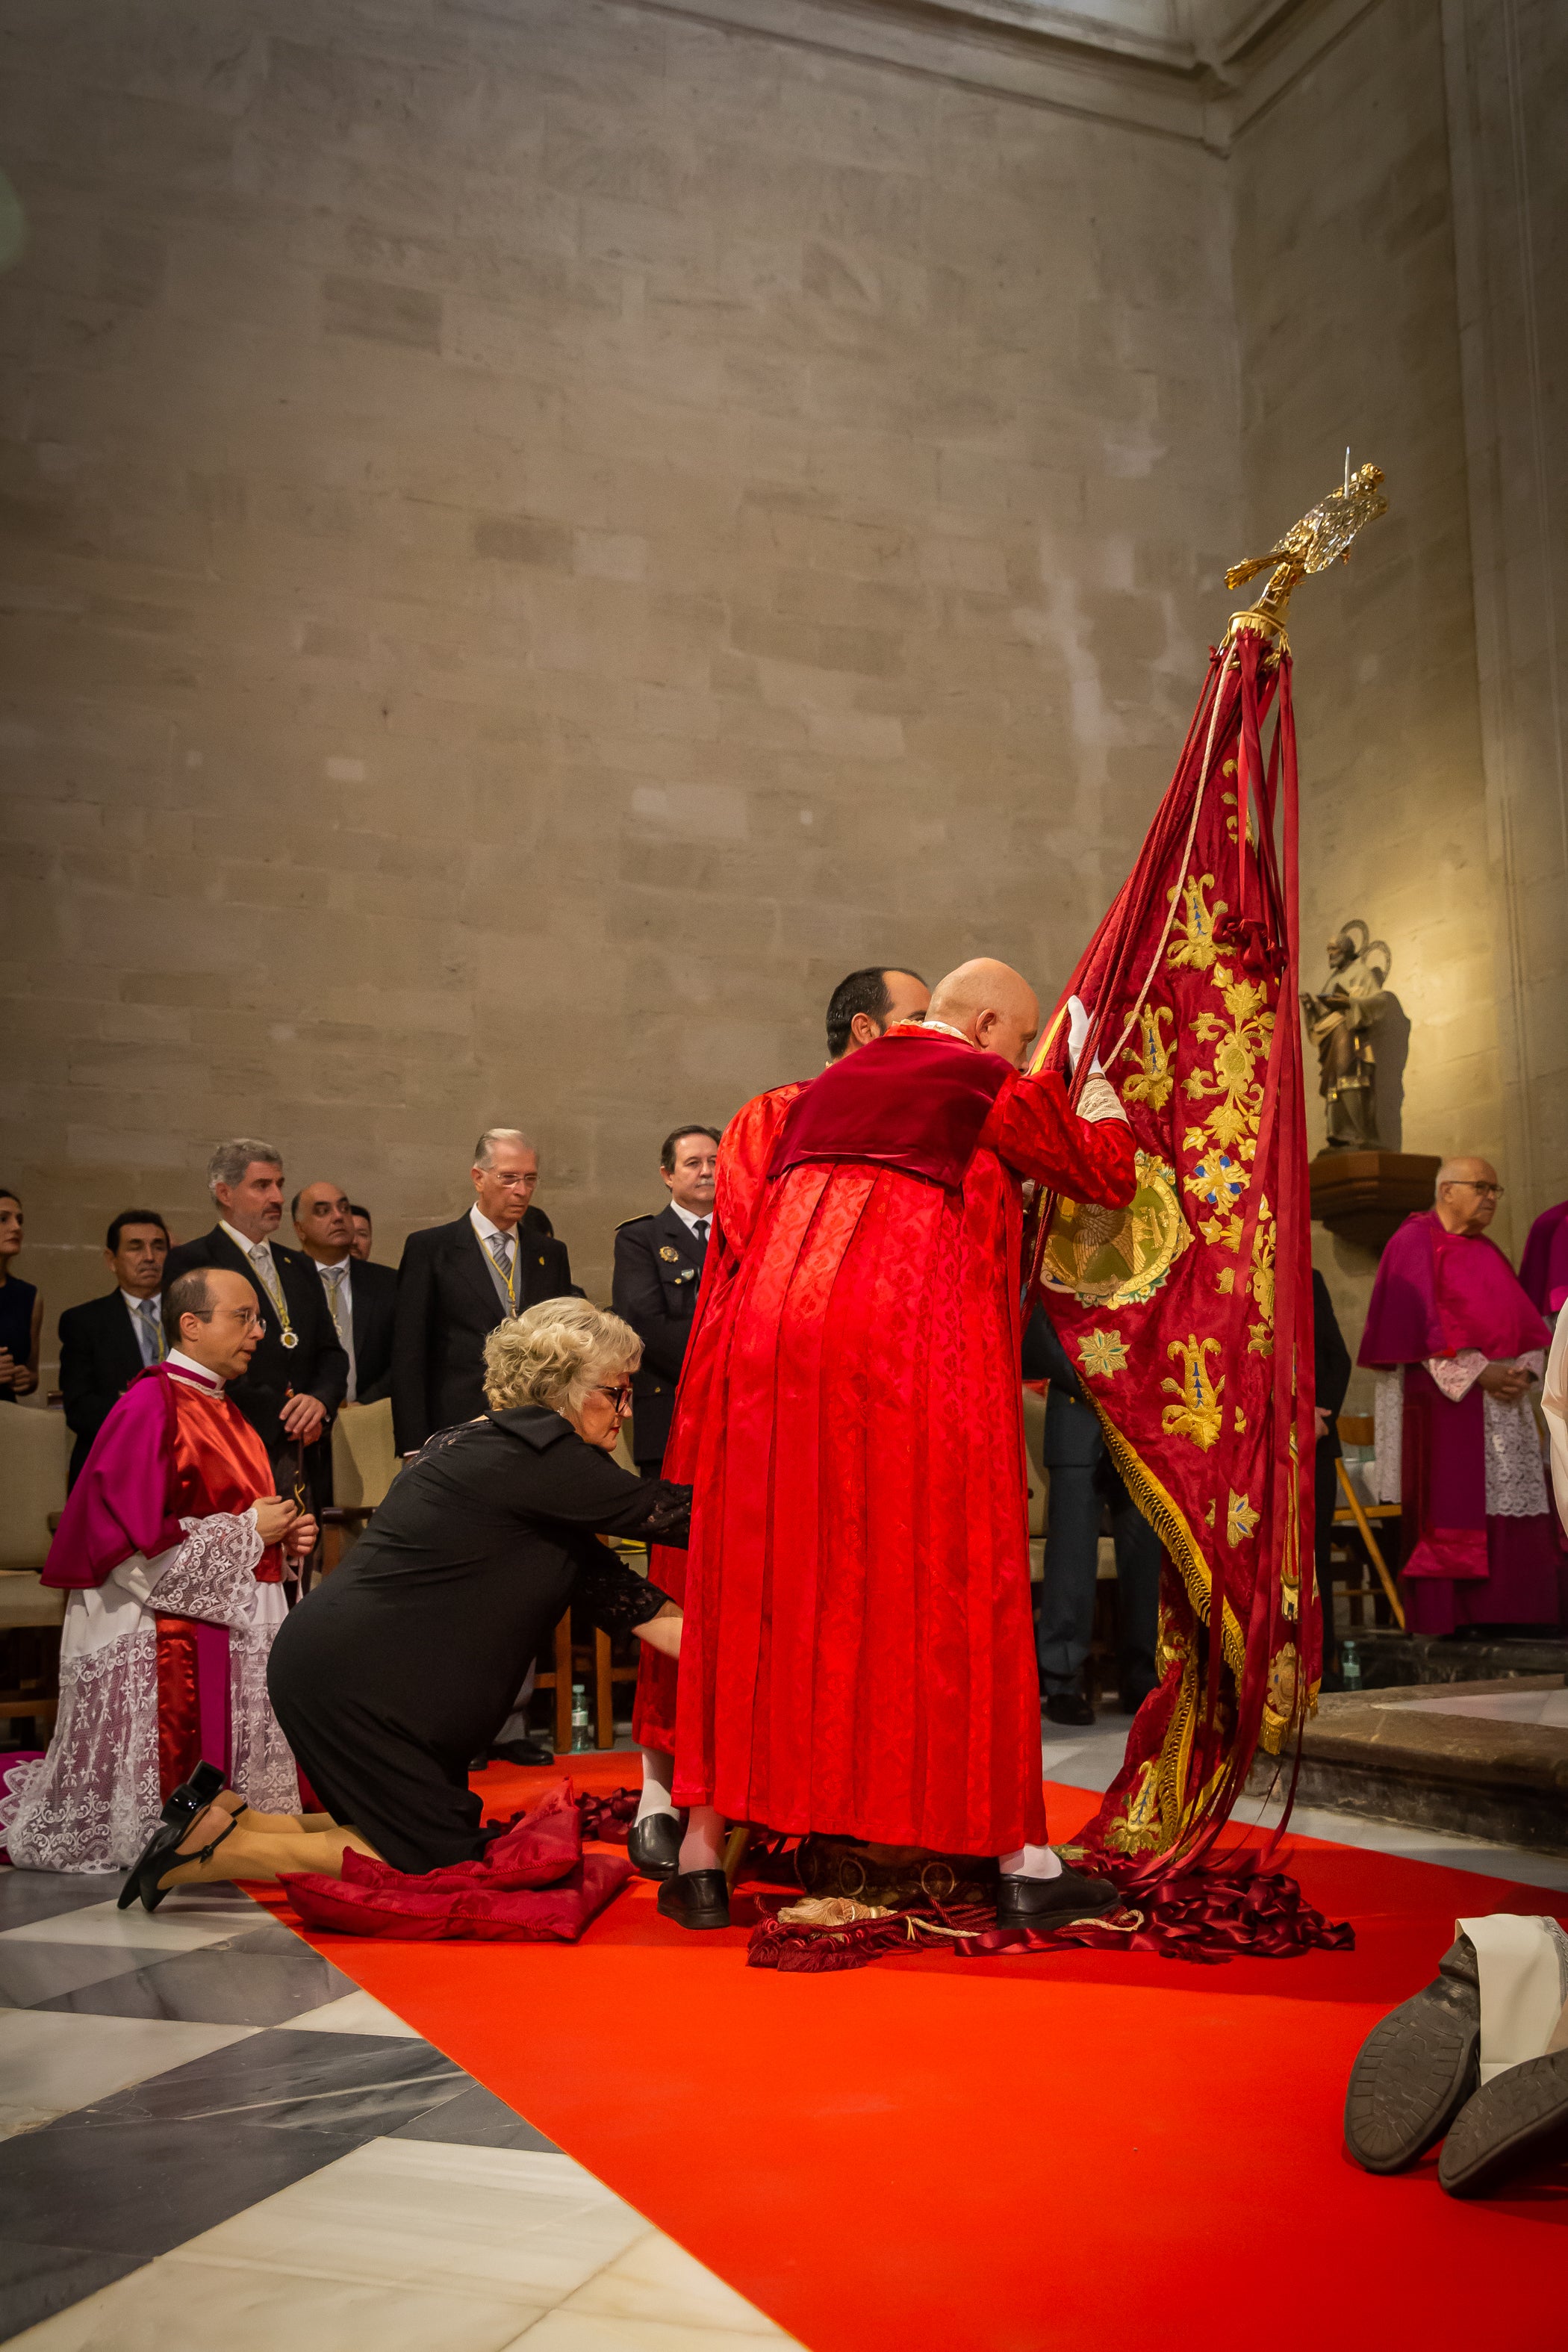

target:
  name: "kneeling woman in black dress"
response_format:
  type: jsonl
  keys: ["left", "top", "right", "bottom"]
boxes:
{"left": 119, "top": 1298, "right": 685, "bottom": 1905}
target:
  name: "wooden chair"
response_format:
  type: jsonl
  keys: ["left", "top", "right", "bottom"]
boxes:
{"left": 1331, "top": 1411, "right": 1405, "bottom": 1631}
{"left": 319, "top": 1398, "right": 401, "bottom": 1577}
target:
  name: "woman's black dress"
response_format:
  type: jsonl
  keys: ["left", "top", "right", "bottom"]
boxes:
{"left": 266, "top": 1407, "right": 686, "bottom": 1873}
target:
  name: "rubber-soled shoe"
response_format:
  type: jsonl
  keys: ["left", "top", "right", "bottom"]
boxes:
{"left": 657, "top": 1868, "right": 730, "bottom": 1931}
{"left": 995, "top": 1862, "right": 1119, "bottom": 1929}
{"left": 487, "top": 1737, "right": 557, "bottom": 1768}
{"left": 1438, "top": 2048, "right": 1568, "bottom": 2198}
{"left": 1344, "top": 1933, "right": 1480, "bottom": 2174}
{"left": 1044, "top": 1693, "right": 1096, "bottom": 1727}
{"left": 628, "top": 1813, "right": 682, "bottom": 1881}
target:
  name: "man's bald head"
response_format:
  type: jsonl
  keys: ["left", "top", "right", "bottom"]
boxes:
{"left": 1434, "top": 1155, "right": 1501, "bottom": 1236}
{"left": 292, "top": 1180, "right": 354, "bottom": 1265}
{"left": 926, "top": 959, "right": 1040, "bottom": 1068}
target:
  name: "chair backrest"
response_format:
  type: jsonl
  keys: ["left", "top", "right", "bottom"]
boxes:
{"left": 0, "top": 1405, "right": 71, "bottom": 1572}
{"left": 331, "top": 1398, "right": 399, "bottom": 1511}
{"left": 1021, "top": 1385, "right": 1049, "bottom": 1537}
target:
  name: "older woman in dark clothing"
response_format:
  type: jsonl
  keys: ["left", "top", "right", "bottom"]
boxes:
{"left": 118, "top": 1298, "right": 683, "bottom": 1907}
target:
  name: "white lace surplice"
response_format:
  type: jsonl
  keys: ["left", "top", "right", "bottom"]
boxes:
{"left": 0, "top": 1512, "right": 299, "bottom": 1873}
{"left": 1370, "top": 1354, "right": 1549, "bottom": 1518}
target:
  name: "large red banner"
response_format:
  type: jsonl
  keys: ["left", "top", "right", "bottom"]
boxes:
{"left": 1029, "top": 622, "right": 1315, "bottom": 1867}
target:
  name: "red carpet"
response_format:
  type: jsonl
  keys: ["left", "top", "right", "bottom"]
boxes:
{"left": 260, "top": 1760, "right": 1567, "bottom": 2351}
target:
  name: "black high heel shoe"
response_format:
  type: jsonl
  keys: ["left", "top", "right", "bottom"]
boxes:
{"left": 116, "top": 1763, "right": 231, "bottom": 1914}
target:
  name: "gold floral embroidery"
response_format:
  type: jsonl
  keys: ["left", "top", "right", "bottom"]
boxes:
{"left": 1166, "top": 873, "right": 1225, "bottom": 972}
{"left": 1077, "top": 1328, "right": 1130, "bottom": 1380}
{"left": 1160, "top": 1335, "right": 1224, "bottom": 1451}
{"left": 1226, "top": 1489, "right": 1260, "bottom": 1546}
{"left": 1119, "top": 1002, "right": 1177, "bottom": 1110}
{"left": 1184, "top": 965, "right": 1273, "bottom": 1152}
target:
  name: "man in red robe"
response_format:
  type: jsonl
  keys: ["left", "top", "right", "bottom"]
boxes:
{"left": 1360, "top": 1157, "right": 1559, "bottom": 1635}
{"left": 1, "top": 1267, "right": 316, "bottom": 1872}
{"left": 628, "top": 963, "right": 930, "bottom": 1879}
{"left": 659, "top": 959, "right": 1136, "bottom": 1931}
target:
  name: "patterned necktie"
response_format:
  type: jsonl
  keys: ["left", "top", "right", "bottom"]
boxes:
{"left": 323, "top": 1263, "right": 349, "bottom": 1345}
{"left": 488, "top": 1232, "right": 517, "bottom": 1313}
{"left": 248, "top": 1243, "right": 284, "bottom": 1316}
{"left": 136, "top": 1299, "right": 164, "bottom": 1365}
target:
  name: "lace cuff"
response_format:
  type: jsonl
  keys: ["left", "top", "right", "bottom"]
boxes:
{"left": 1074, "top": 1074, "right": 1127, "bottom": 1126}
{"left": 573, "top": 1551, "right": 676, "bottom": 1638}
{"left": 1426, "top": 1350, "right": 1487, "bottom": 1403}
{"left": 149, "top": 1513, "right": 264, "bottom": 1629}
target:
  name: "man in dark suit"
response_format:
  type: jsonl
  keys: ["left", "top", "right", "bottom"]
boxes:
{"left": 612, "top": 1126, "right": 722, "bottom": 1478}
{"left": 58, "top": 1208, "right": 171, "bottom": 1488}
{"left": 1025, "top": 1303, "right": 1160, "bottom": 1726}
{"left": 392, "top": 1127, "right": 576, "bottom": 1455}
{"left": 163, "top": 1139, "right": 349, "bottom": 1494}
{"left": 1312, "top": 1268, "right": 1354, "bottom": 1684}
{"left": 292, "top": 1180, "right": 396, "bottom": 1405}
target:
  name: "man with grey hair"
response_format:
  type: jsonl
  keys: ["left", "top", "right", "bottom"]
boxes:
{"left": 164, "top": 1139, "right": 348, "bottom": 1483}
{"left": 391, "top": 1128, "right": 576, "bottom": 1456}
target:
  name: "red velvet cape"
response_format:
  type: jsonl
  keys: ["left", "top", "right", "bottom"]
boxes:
{"left": 670, "top": 1029, "right": 1134, "bottom": 1855}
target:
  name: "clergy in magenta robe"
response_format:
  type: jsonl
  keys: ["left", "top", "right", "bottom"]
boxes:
{"left": 1519, "top": 1199, "right": 1568, "bottom": 1319}
{"left": 632, "top": 1077, "right": 806, "bottom": 1759}
{"left": 1360, "top": 1209, "right": 1560, "bottom": 1635}
{"left": 0, "top": 1353, "right": 302, "bottom": 1871}
{"left": 669, "top": 1023, "right": 1135, "bottom": 1857}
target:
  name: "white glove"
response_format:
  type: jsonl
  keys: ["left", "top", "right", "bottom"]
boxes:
{"left": 1066, "top": 995, "right": 1103, "bottom": 1079}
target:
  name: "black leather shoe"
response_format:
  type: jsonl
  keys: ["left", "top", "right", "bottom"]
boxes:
{"left": 116, "top": 1764, "right": 226, "bottom": 1913}
{"left": 118, "top": 1802, "right": 237, "bottom": 1916}
{"left": 488, "top": 1737, "right": 556, "bottom": 1768}
{"left": 1044, "top": 1692, "right": 1095, "bottom": 1726}
{"left": 995, "top": 1862, "right": 1119, "bottom": 1928}
{"left": 628, "top": 1814, "right": 682, "bottom": 1880}
{"left": 657, "top": 1868, "right": 730, "bottom": 1930}
{"left": 1344, "top": 1933, "right": 1480, "bottom": 2174}
{"left": 1439, "top": 2047, "right": 1568, "bottom": 2197}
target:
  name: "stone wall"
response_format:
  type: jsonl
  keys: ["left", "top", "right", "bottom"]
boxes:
{"left": 0, "top": 0, "right": 1238, "bottom": 1354}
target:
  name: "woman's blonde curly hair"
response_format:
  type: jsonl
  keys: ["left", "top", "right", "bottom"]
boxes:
{"left": 482, "top": 1296, "right": 642, "bottom": 1416}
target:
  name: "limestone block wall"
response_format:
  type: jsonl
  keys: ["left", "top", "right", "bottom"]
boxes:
{"left": 1232, "top": 0, "right": 1495, "bottom": 1387}
{"left": 0, "top": 0, "right": 1238, "bottom": 1353}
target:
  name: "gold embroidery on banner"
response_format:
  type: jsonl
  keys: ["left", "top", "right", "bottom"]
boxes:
{"left": 1119, "top": 1003, "right": 1177, "bottom": 1110}
{"left": 1226, "top": 1489, "right": 1260, "bottom": 1546}
{"left": 1160, "top": 1334, "right": 1224, "bottom": 1451}
{"left": 1166, "top": 874, "right": 1225, "bottom": 972}
{"left": 1089, "top": 1404, "right": 1245, "bottom": 1680}
{"left": 1077, "top": 1328, "right": 1130, "bottom": 1381}
{"left": 1040, "top": 1151, "right": 1191, "bottom": 1308}
{"left": 1184, "top": 965, "right": 1274, "bottom": 1153}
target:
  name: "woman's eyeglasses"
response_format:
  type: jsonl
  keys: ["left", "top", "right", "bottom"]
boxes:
{"left": 592, "top": 1384, "right": 634, "bottom": 1413}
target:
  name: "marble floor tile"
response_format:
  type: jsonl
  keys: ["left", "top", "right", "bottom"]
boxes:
{"left": 562, "top": 2229, "right": 790, "bottom": 2336}
{"left": 0, "top": 1900, "right": 263, "bottom": 1955}
{"left": 0, "top": 2011, "right": 255, "bottom": 2141}
{"left": 33, "top": 1942, "right": 356, "bottom": 2028}
{"left": 88, "top": 2026, "right": 467, "bottom": 2138}
{"left": 393, "top": 2081, "right": 561, "bottom": 2153}
{"left": 178, "top": 2136, "right": 648, "bottom": 2303}
{"left": 0, "top": 1940, "right": 173, "bottom": 2012}
{"left": 0, "top": 2239, "right": 146, "bottom": 2343}
{"left": 4, "top": 2253, "right": 542, "bottom": 2351}
{"left": 0, "top": 1874, "right": 128, "bottom": 1932}
{"left": 508, "top": 2315, "right": 796, "bottom": 2352}
{"left": 0, "top": 2121, "right": 370, "bottom": 2259}
{"left": 283, "top": 1988, "right": 423, "bottom": 2037}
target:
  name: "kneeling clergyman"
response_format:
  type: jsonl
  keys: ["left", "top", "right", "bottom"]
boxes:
{"left": 0, "top": 1267, "right": 315, "bottom": 1872}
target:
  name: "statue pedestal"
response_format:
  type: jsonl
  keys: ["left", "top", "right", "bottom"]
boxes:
{"left": 1309, "top": 1149, "right": 1440, "bottom": 1253}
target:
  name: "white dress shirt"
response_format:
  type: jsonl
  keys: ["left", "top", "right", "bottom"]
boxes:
{"left": 668, "top": 1200, "right": 712, "bottom": 1242}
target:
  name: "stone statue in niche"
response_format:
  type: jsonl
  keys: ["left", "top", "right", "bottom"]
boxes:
{"left": 1301, "top": 922, "right": 1396, "bottom": 1150}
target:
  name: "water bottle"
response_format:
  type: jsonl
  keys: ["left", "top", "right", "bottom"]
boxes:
{"left": 1340, "top": 1639, "right": 1361, "bottom": 1693}
{"left": 570, "top": 1683, "right": 593, "bottom": 1752}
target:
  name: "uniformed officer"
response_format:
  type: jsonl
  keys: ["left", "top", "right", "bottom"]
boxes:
{"left": 611, "top": 1124, "right": 722, "bottom": 1480}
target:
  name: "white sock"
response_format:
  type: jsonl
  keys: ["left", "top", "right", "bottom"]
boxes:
{"left": 678, "top": 1803, "right": 725, "bottom": 1873}
{"left": 635, "top": 1747, "right": 677, "bottom": 1825}
{"left": 999, "top": 1843, "right": 1064, "bottom": 1881}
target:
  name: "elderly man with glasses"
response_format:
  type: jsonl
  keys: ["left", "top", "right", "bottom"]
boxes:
{"left": 1360, "top": 1157, "right": 1561, "bottom": 1636}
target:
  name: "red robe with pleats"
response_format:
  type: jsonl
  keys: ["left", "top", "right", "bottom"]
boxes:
{"left": 631, "top": 1078, "right": 806, "bottom": 1755}
{"left": 671, "top": 1025, "right": 1136, "bottom": 1856}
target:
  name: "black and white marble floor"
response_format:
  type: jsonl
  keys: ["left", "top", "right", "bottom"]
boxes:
{"left": 0, "top": 1866, "right": 794, "bottom": 2348}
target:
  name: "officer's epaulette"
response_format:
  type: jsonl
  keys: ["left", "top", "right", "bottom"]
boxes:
{"left": 614, "top": 1213, "right": 656, "bottom": 1231}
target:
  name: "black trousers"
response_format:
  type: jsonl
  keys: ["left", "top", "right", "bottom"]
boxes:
{"left": 1034, "top": 1454, "right": 1160, "bottom": 1706}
